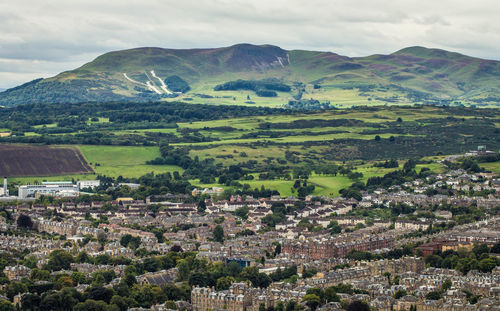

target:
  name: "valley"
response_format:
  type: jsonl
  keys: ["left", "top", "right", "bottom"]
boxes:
{"left": 1, "top": 104, "right": 498, "bottom": 198}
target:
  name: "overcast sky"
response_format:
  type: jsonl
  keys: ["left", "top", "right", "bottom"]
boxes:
{"left": 1, "top": 0, "right": 500, "bottom": 88}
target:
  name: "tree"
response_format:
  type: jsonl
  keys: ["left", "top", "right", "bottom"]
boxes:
{"left": 74, "top": 299, "right": 115, "bottom": 311}
{"left": 302, "top": 267, "right": 318, "bottom": 278}
{"left": 328, "top": 220, "right": 341, "bottom": 234}
{"left": 425, "top": 254, "right": 443, "bottom": 268}
{"left": 441, "top": 279, "right": 452, "bottom": 292}
{"left": 176, "top": 259, "right": 190, "bottom": 281}
{"left": 120, "top": 234, "right": 132, "bottom": 248}
{"left": 216, "top": 276, "right": 235, "bottom": 290}
{"left": 425, "top": 291, "right": 442, "bottom": 300}
{"left": 111, "top": 295, "right": 136, "bottom": 311}
{"left": 225, "top": 261, "right": 242, "bottom": 277}
{"left": 394, "top": 289, "right": 407, "bottom": 299}
{"left": 346, "top": 301, "right": 370, "bottom": 311}
{"left": 17, "top": 214, "right": 33, "bottom": 229}
{"left": 456, "top": 257, "right": 478, "bottom": 275}
{"left": 85, "top": 286, "right": 115, "bottom": 304}
{"left": 21, "top": 293, "right": 41, "bottom": 310}
{"left": 169, "top": 245, "right": 183, "bottom": 252}
{"left": 478, "top": 257, "right": 497, "bottom": 273}
{"left": 0, "top": 301, "right": 15, "bottom": 311}
{"left": 75, "top": 251, "right": 91, "bottom": 264}
{"left": 383, "top": 272, "right": 392, "bottom": 285}
{"left": 235, "top": 206, "right": 250, "bottom": 220}
{"left": 302, "top": 294, "right": 320, "bottom": 311}
{"left": 491, "top": 242, "right": 500, "bottom": 253}
{"left": 197, "top": 200, "right": 206, "bottom": 213}
{"left": 213, "top": 225, "right": 224, "bottom": 243}
{"left": 274, "top": 243, "right": 282, "bottom": 256}
{"left": 97, "top": 232, "right": 107, "bottom": 249}
{"left": 47, "top": 249, "right": 73, "bottom": 271}
{"left": 71, "top": 271, "right": 87, "bottom": 285}
{"left": 472, "top": 244, "right": 489, "bottom": 258}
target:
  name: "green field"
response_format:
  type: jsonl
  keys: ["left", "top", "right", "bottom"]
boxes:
{"left": 3, "top": 105, "right": 496, "bottom": 198}
{"left": 78, "top": 145, "right": 183, "bottom": 178}
{"left": 190, "top": 162, "right": 446, "bottom": 197}
{"left": 480, "top": 162, "right": 500, "bottom": 174}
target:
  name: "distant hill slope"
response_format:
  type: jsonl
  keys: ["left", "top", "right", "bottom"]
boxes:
{"left": 1, "top": 44, "right": 500, "bottom": 107}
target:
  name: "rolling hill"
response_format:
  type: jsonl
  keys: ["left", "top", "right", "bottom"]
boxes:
{"left": 1, "top": 44, "right": 500, "bottom": 107}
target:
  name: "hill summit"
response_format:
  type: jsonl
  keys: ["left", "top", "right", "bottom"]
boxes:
{"left": 1, "top": 43, "right": 500, "bottom": 107}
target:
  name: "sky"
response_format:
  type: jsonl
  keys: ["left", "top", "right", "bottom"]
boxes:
{"left": 1, "top": 0, "right": 500, "bottom": 88}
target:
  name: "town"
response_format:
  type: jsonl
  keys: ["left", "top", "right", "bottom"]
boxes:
{"left": 0, "top": 154, "right": 499, "bottom": 311}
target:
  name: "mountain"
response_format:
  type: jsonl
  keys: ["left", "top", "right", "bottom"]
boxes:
{"left": 1, "top": 43, "right": 500, "bottom": 107}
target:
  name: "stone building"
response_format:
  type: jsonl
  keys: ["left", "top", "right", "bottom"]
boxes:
{"left": 283, "top": 235, "right": 394, "bottom": 259}
{"left": 3, "top": 265, "right": 31, "bottom": 281}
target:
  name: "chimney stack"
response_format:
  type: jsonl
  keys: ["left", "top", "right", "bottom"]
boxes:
{"left": 2, "top": 177, "right": 7, "bottom": 196}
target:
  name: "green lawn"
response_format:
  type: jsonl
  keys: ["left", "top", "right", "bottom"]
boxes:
{"left": 78, "top": 145, "right": 183, "bottom": 178}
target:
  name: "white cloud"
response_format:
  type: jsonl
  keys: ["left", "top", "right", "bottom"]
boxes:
{"left": 1, "top": 0, "right": 500, "bottom": 88}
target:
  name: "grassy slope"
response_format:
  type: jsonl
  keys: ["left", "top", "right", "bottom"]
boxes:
{"left": 78, "top": 145, "right": 183, "bottom": 178}
{"left": 3, "top": 44, "right": 500, "bottom": 107}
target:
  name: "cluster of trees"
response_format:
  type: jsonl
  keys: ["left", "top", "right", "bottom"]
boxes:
{"left": 345, "top": 245, "right": 415, "bottom": 261}
{"left": 373, "top": 159, "right": 399, "bottom": 168}
{"left": 163, "top": 75, "right": 190, "bottom": 93}
{"left": 256, "top": 201, "right": 308, "bottom": 229}
{"left": 365, "top": 159, "right": 422, "bottom": 189}
{"left": 425, "top": 243, "right": 500, "bottom": 274}
{"left": 119, "top": 234, "right": 142, "bottom": 250}
{"left": 0, "top": 101, "right": 288, "bottom": 143}
{"left": 214, "top": 79, "right": 291, "bottom": 97}
{"left": 300, "top": 285, "right": 369, "bottom": 311}
{"left": 0, "top": 249, "right": 198, "bottom": 310}
{"left": 292, "top": 180, "right": 315, "bottom": 198}
{"left": 259, "top": 118, "right": 367, "bottom": 130}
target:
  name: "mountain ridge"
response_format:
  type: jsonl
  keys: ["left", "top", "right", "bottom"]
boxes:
{"left": 1, "top": 44, "right": 500, "bottom": 107}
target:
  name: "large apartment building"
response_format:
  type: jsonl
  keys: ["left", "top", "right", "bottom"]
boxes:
{"left": 283, "top": 235, "right": 394, "bottom": 259}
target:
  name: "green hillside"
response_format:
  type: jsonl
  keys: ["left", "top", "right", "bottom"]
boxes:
{"left": 1, "top": 44, "right": 500, "bottom": 107}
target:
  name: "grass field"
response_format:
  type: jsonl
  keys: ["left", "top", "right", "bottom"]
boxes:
{"left": 4, "top": 105, "right": 495, "bottom": 197}
{"left": 78, "top": 145, "right": 183, "bottom": 178}
{"left": 480, "top": 162, "right": 500, "bottom": 174}
{"left": 189, "top": 161, "right": 445, "bottom": 197}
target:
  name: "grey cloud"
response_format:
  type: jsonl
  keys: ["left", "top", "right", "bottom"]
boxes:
{"left": 1, "top": 0, "right": 500, "bottom": 87}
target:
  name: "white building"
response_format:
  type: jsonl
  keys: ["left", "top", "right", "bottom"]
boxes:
{"left": 77, "top": 180, "right": 101, "bottom": 190}
{"left": 18, "top": 181, "right": 78, "bottom": 199}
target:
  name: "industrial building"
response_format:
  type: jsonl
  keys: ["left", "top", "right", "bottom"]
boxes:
{"left": 18, "top": 181, "right": 79, "bottom": 199}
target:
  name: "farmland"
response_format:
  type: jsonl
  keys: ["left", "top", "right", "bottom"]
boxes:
{"left": 0, "top": 145, "right": 93, "bottom": 177}
{"left": 78, "top": 145, "right": 183, "bottom": 178}
{"left": 0, "top": 104, "right": 498, "bottom": 197}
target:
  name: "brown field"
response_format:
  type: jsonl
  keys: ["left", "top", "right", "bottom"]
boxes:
{"left": 0, "top": 144, "right": 93, "bottom": 177}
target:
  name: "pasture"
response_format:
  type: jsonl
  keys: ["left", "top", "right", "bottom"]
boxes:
{"left": 78, "top": 145, "right": 183, "bottom": 178}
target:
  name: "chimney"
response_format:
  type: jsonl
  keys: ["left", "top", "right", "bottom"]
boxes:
{"left": 2, "top": 177, "right": 6, "bottom": 196}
